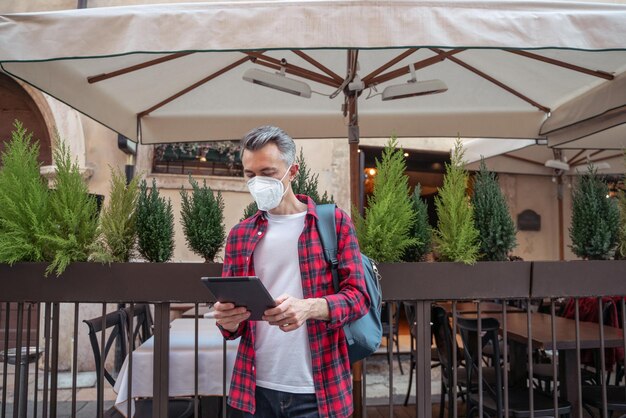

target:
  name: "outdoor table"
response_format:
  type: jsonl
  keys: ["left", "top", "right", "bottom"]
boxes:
{"left": 460, "top": 311, "right": 624, "bottom": 415}
{"left": 113, "top": 318, "right": 239, "bottom": 417}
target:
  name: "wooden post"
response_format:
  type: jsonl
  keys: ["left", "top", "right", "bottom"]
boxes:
{"left": 346, "top": 49, "right": 365, "bottom": 418}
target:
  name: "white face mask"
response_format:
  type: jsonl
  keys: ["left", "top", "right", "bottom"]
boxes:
{"left": 247, "top": 165, "right": 291, "bottom": 211}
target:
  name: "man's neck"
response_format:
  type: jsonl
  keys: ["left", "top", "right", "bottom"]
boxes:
{"left": 269, "top": 192, "right": 307, "bottom": 215}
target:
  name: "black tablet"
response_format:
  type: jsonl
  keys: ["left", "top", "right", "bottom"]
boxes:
{"left": 201, "top": 276, "right": 276, "bottom": 321}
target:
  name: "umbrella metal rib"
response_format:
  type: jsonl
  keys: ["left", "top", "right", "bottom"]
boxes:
{"left": 87, "top": 52, "right": 194, "bottom": 84}
{"left": 570, "top": 149, "right": 605, "bottom": 166}
{"left": 291, "top": 50, "right": 344, "bottom": 84}
{"left": 361, "top": 48, "right": 420, "bottom": 85}
{"left": 505, "top": 49, "right": 614, "bottom": 80}
{"left": 137, "top": 55, "right": 252, "bottom": 118}
{"left": 430, "top": 47, "right": 551, "bottom": 113}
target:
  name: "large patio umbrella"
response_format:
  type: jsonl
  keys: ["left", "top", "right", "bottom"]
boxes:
{"left": 1, "top": 1, "right": 626, "bottom": 199}
{"left": 1, "top": 2, "right": 625, "bottom": 415}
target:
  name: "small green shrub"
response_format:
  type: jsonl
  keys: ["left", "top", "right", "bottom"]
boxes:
{"left": 180, "top": 177, "right": 226, "bottom": 262}
{"left": 570, "top": 165, "right": 619, "bottom": 260}
{"left": 90, "top": 167, "right": 140, "bottom": 263}
{"left": 433, "top": 139, "right": 480, "bottom": 264}
{"left": 472, "top": 159, "right": 517, "bottom": 261}
{"left": 136, "top": 179, "right": 175, "bottom": 262}
{"left": 0, "top": 120, "right": 51, "bottom": 264}
{"left": 402, "top": 184, "right": 432, "bottom": 262}
{"left": 41, "top": 139, "right": 99, "bottom": 276}
{"left": 354, "top": 136, "right": 416, "bottom": 262}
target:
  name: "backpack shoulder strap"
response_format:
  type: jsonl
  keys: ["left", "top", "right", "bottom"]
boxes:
{"left": 315, "top": 203, "right": 340, "bottom": 293}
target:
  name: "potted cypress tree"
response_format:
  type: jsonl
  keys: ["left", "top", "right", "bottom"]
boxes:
{"left": 569, "top": 165, "right": 619, "bottom": 260}
{"left": 0, "top": 121, "right": 51, "bottom": 265}
{"left": 534, "top": 165, "right": 623, "bottom": 296}
{"left": 40, "top": 139, "right": 99, "bottom": 276}
{"left": 433, "top": 139, "right": 480, "bottom": 264}
{"left": 180, "top": 177, "right": 226, "bottom": 262}
{"left": 136, "top": 179, "right": 175, "bottom": 263}
{"left": 354, "top": 136, "right": 416, "bottom": 262}
{"left": 89, "top": 167, "right": 140, "bottom": 263}
{"left": 472, "top": 159, "right": 517, "bottom": 261}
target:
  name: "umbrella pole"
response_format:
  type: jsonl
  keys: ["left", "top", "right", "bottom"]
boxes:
{"left": 553, "top": 149, "right": 565, "bottom": 261}
{"left": 343, "top": 48, "right": 367, "bottom": 418}
{"left": 349, "top": 140, "right": 360, "bottom": 213}
{"left": 349, "top": 130, "right": 364, "bottom": 418}
{"left": 346, "top": 53, "right": 365, "bottom": 416}
{"left": 347, "top": 49, "right": 362, "bottom": 217}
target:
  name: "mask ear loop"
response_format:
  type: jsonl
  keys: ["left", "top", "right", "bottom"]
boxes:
{"left": 280, "top": 164, "right": 293, "bottom": 197}
{"left": 281, "top": 164, "right": 293, "bottom": 182}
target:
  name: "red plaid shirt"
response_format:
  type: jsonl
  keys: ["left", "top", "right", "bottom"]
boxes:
{"left": 219, "top": 195, "right": 369, "bottom": 417}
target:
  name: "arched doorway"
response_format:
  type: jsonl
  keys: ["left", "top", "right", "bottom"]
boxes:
{"left": 0, "top": 72, "right": 52, "bottom": 164}
{"left": 0, "top": 72, "right": 52, "bottom": 348}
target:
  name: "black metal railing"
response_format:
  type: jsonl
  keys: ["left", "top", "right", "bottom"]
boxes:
{"left": 1, "top": 261, "right": 626, "bottom": 418}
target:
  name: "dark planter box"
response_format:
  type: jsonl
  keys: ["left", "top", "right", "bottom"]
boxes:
{"left": 0, "top": 262, "right": 223, "bottom": 303}
{"left": 378, "top": 261, "right": 532, "bottom": 301}
{"left": 0, "top": 261, "right": 556, "bottom": 303}
{"left": 532, "top": 260, "right": 626, "bottom": 298}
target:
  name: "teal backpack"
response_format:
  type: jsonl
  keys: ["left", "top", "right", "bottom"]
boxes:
{"left": 316, "top": 204, "right": 383, "bottom": 363}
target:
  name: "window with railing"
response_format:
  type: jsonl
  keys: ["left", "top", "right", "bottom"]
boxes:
{"left": 152, "top": 141, "right": 243, "bottom": 177}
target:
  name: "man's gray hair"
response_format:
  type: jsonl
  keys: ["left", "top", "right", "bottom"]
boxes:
{"left": 240, "top": 125, "right": 296, "bottom": 166}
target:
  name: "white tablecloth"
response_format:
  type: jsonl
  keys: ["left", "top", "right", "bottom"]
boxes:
{"left": 113, "top": 318, "right": 239, "bottom": 416}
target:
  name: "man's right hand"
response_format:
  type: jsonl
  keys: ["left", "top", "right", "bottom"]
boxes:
{"left": 213, "top": 302, "right": 251, "bottom": 332}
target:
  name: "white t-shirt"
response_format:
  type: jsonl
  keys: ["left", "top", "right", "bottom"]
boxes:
{"left": 253, "top": 210, "right": 315, "bottom": 394}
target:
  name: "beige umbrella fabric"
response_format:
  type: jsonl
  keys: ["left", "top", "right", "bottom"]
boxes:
{"left": 0, "top": 1, "right": 625, "bottom": 147}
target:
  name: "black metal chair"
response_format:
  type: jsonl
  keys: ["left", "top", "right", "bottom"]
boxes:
{"left": 121, "top": 304, "right": 153, "bottom": 349}
{"left": 457, "top": 316, "right": 572, "bottom": 418}
{"left": 84, "top": 309, "right": 193, "bottom": 418}
{"left": 430, "top": 306, "right": 469, "bottom": 417}
{"left": 427, "top": 306, "right": 500, "bottom": 418}
{"left": 403, "top": 305, "right": 480, "bottom": 413}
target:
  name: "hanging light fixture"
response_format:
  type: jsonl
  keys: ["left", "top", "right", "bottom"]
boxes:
{"left": 381, "top": 64, "right": 448, "bottom": 101}
{"left": 242, "top": 65, "right": 312, "bottom": 98}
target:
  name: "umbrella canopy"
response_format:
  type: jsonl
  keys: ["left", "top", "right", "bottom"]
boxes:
{"left": 466, "top": 146, "right": 626, "bottom": 175}
{"left": 1, "top": 1, "right": 626, "bottom": 146}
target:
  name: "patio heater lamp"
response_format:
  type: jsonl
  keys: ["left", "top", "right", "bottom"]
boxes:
{"left": 381, "top": 64, "right": 448, "bottom": 101}
{"left": 242, "top": 67, "right": 312, "bottom": 98}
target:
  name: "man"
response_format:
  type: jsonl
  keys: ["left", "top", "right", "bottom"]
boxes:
{"left": 214, "top": 125, "right": 370, "bottom": 418}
